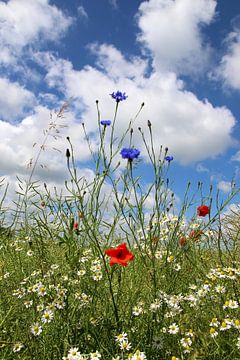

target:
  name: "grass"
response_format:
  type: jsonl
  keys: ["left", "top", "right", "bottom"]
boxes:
{"left": 0, "top": 96, "right": 239, "bottom": 360}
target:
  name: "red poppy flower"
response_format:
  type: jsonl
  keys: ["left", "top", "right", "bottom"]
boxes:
{"left": 197, "top": 205, "right": 209, "bottom": 217}
{"left": 189, "top": 230, "right": 203, "bottom": 241}
{"left": 73, "top": 222, "right": 79, "bottom": 230}
{"left": 179, "top": 236, "right": 187, "bottom": 247}
{"left": 105, "top": 243, "right": 134, "bottom": 266}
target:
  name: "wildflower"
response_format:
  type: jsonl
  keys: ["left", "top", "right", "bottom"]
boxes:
{"left": 236, "top": 336, "right": 240, "bottom": 349}
{"left": 92, "top": 272, "right": 103, "bottom": 281}
{"left": 179, "top": 236, "right": 187, "bottom": 247}
{"left": 115, "top": 333, "right": 128, "bottom": 343}
{"left": 167, "top": 255, "right": 174, "bottom": 263}
{"left": 215, "top": 285, "right": 225, "bottom": 294}
{"left": 210, "top": 318, "right": 220, "bottom": 327}
{"left": 173, "top": 263, "right": 181, "bottom": 271}
{"left": 38, "top": 285, "right": 47, "bottom": 296}
{"left": 67, "top": 347, "right": 82, "bottom": 360}
{"left": 223, "top": 299, "right": 239, "bottom": 309}
{"left": 171, "top": 357, "right": 179, "bottom": 360}
{"left": 37, "top": 304, "right": 44, "bottom": 312}
{"left": 131, "top": 350, "right": 147, "bottom": 360}
{"left": 90, "top": 351, "right": 101, "bottom": 359}
{"left": 210, "top": 327, "right": 218, "bottom": 337}
{"left": 73, "top": 222, "right": 79, "bottom": 231}
{"left": 120, "top": 148, "right": 140, "bottom": 161}
{"left": 133, "top": 305, "right": 143, "bottom": 316}
{"left": 42, "top": 310, "right": 54, "bottom": 323}
{"left": 234, "top": 319, "right": 240, "bottom": 329}
{"left": 197, "top": 205, "right": 209, "bottom": 217}
{"left": 168, "top": 323, "right": 179, "bottom": 334}
{"left": 31, "top": 323, "right": 42, "bottom": 336}
{"left": 55, "top": 299, "right": 66, "bottom": 309}
{"left": 100, "top": 120, "right": 111, "bottom": 126}
{"left": 150, "top": 299, "right": 162, "bottom": 311}
{"left": 27, "top": 250, "right": 33, "bottom": 256}
{"left": 220, "top": 321, "right": 231, "bottom": 331}
{"left": 120, "top": 340, "right": 131, "bottom": 351}
{"left": 24, "top": 300, "right": 33, "bottom": 308}
{"left": 13, "top": 343, "right": 24, "bottom": 352}
{"left": 105, "top": 243, "right": 134, "bottom": 266}
{"left": 180, "top": 337, "right": 192, "bottom": 347}
{"left": 189, "top": 230, "right": 203, "bottom": 240}
{"left": 110, "top": 90, "right": 128, "bottom": 102}
{"left": 164, "top": 155, "right": 173, "bottom": 162}
{"left": 77, "top": 269, "right": 86, "bottom": 277}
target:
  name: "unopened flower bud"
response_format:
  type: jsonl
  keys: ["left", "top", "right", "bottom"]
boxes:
{"left": 66, "top": 149, "right": 71, "bottom": 158}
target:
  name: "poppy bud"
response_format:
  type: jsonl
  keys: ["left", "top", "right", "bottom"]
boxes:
{"left": 179, "top": 236, "right": 187, "bottom": 247}
{"left": 147, "top": 120, "right": 152, "bottom": 127}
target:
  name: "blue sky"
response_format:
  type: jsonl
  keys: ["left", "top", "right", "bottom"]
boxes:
{"left": 1, "top": 0, "right": 240, "bottom": 213}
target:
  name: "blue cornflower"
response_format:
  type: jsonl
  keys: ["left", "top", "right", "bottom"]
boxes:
{"left": 164, "top": 155, "right": 174, "bottom": 162}
{"left": 100, "top": 120, "right": 111, "bottom": 126}
{"left": 110, "top": 91, "right": 128, "bottom": 102}
{"left": 120, "top": 148, "right": 140, "bottom": 161}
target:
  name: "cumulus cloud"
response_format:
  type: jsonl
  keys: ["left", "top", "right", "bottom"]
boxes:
{"left": 77, "top": 5, "right": 88, "bottom": 20}
{"left": 196, "top": 163, "right": 209, "bottom": 173}
{"left": 217, "top": 180, "right": 232, "bottom": 193}
{"left": 34, "top": 46, "right": 236, "bottom": 165}
{"left": 217, "top": 31, "right": 240, "bottom": 90}
{"left": 88, "top": 43, "right": 148, "bottom": 80}
{"left": 231, "top": 150, "right": 240, "bottom": 161}
{"left": 0, "top": 103, "right": 95, "bottom": 182}
{"left": 0, "top": 0, "right": 72, "bottom": 65}
{"left": 109, "top": 0, "right": 118, "bottom": 10}
{"left": 0, "top": 78, "right": 35, "bottom": 120}
{"left": 137, "top": 0, "right": 216, "bottom": 75}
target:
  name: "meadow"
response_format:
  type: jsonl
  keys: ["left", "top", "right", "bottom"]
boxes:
{"left": 0, "top": 92, "right": 239, "bottom": 360}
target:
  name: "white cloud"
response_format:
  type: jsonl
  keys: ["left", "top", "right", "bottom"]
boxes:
{"left": 0, "top": 0, "right": 72, "bottom": 65}
{"left": 196, "top": 163, "right": 209, "bottom": 173}
{"left": 0, "top": 101, "right": 97, "bottom": 187}
{"left": 77, "top": 5, "right": 88, "bottom": 20}
{"left": 137, "top": 0, "right": 216, "bottom": 75}
{"left": 109, "top": 0, "right": 118, "bottom": 9}
{"left": 231, "top": 150, "right": 240, "bottom": 161}
{"left": 36, "top": 48, "right": 235, "bottom": 165}
{"left": 217, "top": 31, "right": 240, "bottom": 90}
{"left": 0, "top": 78, "right": 35, "bottom": 120}
{"left": 217, "top": 180, "right": 232, "bottom": 193}
{"left": 88, "top": 43, "right": 148, "bottom": 80}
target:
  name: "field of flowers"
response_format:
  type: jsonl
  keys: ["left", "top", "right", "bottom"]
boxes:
{"left": 0, "top": 92, "right": 239, "bottom": 359}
